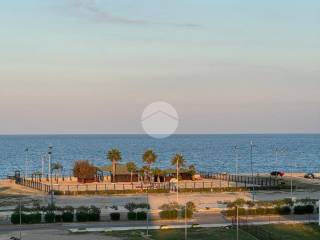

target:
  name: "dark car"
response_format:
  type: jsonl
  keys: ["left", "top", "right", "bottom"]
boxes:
{"left": 270, "top": 171, "right": 284, "bottom": 177}
{"left": 304, "top": 173, "right": 315, "bottom": 179}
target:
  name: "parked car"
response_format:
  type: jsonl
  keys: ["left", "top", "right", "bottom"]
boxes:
{"left": 304, "top": 173, "right": 315, "bottom": 179}
{"left": 270, "top": 171, "right": 285, "bottom": 177}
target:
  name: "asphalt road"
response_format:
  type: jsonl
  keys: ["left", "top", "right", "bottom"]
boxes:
{"left": 1, "top": 213, "right": 318, "bottom": 234}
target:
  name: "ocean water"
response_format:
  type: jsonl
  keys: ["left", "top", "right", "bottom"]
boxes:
{"left": 0, "top": 134, "right": 320, "bottom": 179}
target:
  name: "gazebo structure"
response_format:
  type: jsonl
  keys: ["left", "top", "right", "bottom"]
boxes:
{"left": 99, "top": 164, "right": 139, "bottom": 182}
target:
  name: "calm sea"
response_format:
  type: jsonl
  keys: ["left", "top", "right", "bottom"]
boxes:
{"left": 0, "top": 134, "right": 319, "bottom": 179}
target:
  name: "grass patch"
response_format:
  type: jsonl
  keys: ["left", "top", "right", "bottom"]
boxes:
{"left": 105, "top": 227, "right": 257, "bottom": 240}
{"left": 258, "top": 224, "right": 320, "bottom": 240}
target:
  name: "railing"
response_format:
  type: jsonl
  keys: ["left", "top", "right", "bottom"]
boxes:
{"left": 13, "top": 172, "right": 283, "bottom": 194}
{"left": 17, "top": 178, "right": 50, "bottom": 192}
{"left": 200, "top": 172, "right": 281, "bottom": 187}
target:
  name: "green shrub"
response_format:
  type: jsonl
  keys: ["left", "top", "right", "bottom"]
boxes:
{"left": 277, "top": 206, "right": 291, "bottom": 215}
{"left": 137, "top": 203, "right": 150, "bottom": 209}
{"left": 159, "top": 210, "right": 178, "bottom": 219}
{"left": 137, "top": 211, "right": 147, "bottom": 220}
{"left": 180, "top": 207, "right": 193, "bottom": 218}
{"left": 293, "top": 205, "right": 314, "bottom": 215}
{"left": 238, "top": 208, "right": 246, "bottom": 215}
{"left": 11, "top": 212, "right": 42, "bottom": 224}
{"left": 55, "top": 214, "right": 62, "bottom": 222}
{"left": 125, "top": 203, "right": 136, "bottom": 212}
{"left": 305, "top": 205, "right": 314, "bottom": 214}
{"left": 160, "top": 202, "right": 180, "bottom": 211}
{"left": 127, "top": 211, "right": 137, "bottom": 220}
{"left": 88, "top": 206, "right": 101, "bottom": 221}
{"left": 76, "top": 206, "right": 90, "bottom": 222}
{"left": 125, "top": 202, "right": 150, "bottom": 211}
{"left": 110, "top": 212, "right": 120, "bottom": 221}
{"left": 29, "top": 213, "right": 42, "bottom": 224}
{"left": 44, "top": 212, "right": 55, "bottom": 223}
{"left": 62, "top": 211, "right": 74, "bottom": 222}
{"left": 63, "top": 206, "right": 74, "bottom": 212}
{"left": 246, "top": 208, "right": 256, "bottom": 215}
{"left": 76, "top": 211, "right": 88, "bottom": 222}
{"left": 11, "top": 213, "right": 25, "bottom": 224}
{"left": 255, "top": 208, "right": 266, "bottom": 215}
{"left": 294, "top": 205, "right": 306, "bottom": 215}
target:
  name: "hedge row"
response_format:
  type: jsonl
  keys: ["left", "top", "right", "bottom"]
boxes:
{"left": 15, "top": 204, "right": 74, "bottom": 213}
{"left": 127, "top": 211, "right": 147, "bottom": 220}
{"left": 159, "top": 209, "right": 179, "bottom": 219}
{"left": 293, "top": 205, "right": 314, "bottom": 214}
{"left": 124, "top": 202, "right": 150, "bottom": 211}
{"left": 224, "top": 206, "right": 291, "bottom": 217}
{"left": 76, "top": 206, "right": 101, "bottom": 222}
{"left": 110, "top": 212, "right": 120, "bottom": 221}
{"left": 159, "top": 209, "right": 194, "bottom": 219}
{"left": 53, "top": 189, "right": 169, "bottom": 195}
{"left": 52, "top": 185, "right": 291, "bottom": 196}
{"left": 11, "top": 211, "right": 74, "bottom": 224}
{"left": 11, "top": 213, "right": 42, "bottom": 224}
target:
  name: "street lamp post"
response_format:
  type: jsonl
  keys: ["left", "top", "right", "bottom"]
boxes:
{"left": 235, "top": 145, "right": 239, "bottom": 176}
{"left": 19, "top": 198, "right": 22, "bottom": 240}
{"left": 24, "top": 148, "right": 29, "bottom": 179}
{"left": 48, "top": 146, "right": 54, "bottom": 206}
{"left": 185, "top": 202, "right": 187, "bottom": 240}
{"left": 176, "top": 161, "right": 179, "bottom": 203}
{"left": 250, "top": 141, "right": 256, "bottom": 201}
{"left": 41, "top": 154, "right": 45, "bottom": 180}
{"left": 318, "top": 200, "right": 320, "bottom": 226}
{"left": 236, "top": 206, "right": 239, "bottom": 240}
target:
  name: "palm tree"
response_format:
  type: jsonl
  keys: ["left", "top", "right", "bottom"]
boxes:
{"left": 51, "top": 162, "right": 63, "bottom": 180}
{"left": 171, "top": 153, "right": 185, "bottom": 181}
{"left": 107, "top": 148, "right": 122, "bottom": 183}
{"left": 126, "top": 161, "right": 137, "bottom": 183}
{"left": 142, "top": 149, "right": 157, "bottom": 182}
{"left": 152, "top": 168, "right": 163, "bottom": 183}
{"left": 141, "top": 166, "right": 150, "bottom": 182}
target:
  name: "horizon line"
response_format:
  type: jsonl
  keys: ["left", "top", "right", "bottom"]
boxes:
{"left": 0, "top": 132, "right": 320, "bottom": 136}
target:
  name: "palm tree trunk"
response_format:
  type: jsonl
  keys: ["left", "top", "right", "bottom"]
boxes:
{"left": 176, "top": 162, "right": 179, "bottom": 181}
{"left": 112, "top": 160, "right": 116, "bottom": 183}
{"left": 130, "top": 171, "right": 133, "bottom": 183}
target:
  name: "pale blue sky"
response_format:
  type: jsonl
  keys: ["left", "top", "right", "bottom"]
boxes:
{"left": 0, "top": 0, "right": 319, "bottom": 134}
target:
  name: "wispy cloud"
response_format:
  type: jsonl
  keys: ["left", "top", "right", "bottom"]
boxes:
{"left": 68, "top": 0, "right": 201, "bottom": 28}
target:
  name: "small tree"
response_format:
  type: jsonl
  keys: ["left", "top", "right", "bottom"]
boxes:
{"left": 188, "top": 164, "right": 196, "bottom": 176}
{"left": 126, "top": 162, "right": 137, "bottom": 183}
{"left": 107, "top": 149, "right": 122, "bottom": 183}
{"left": 142, "top": 150, "right": 157, "bottom": 182}
{"left": 73, "top": 160, "right": 97, "bottom": 181}
{"left": 171, "top": 153, "right": 185, "bottom": 181}
{"left": 52, "top": 162, "right": 63, "bottom": 179}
